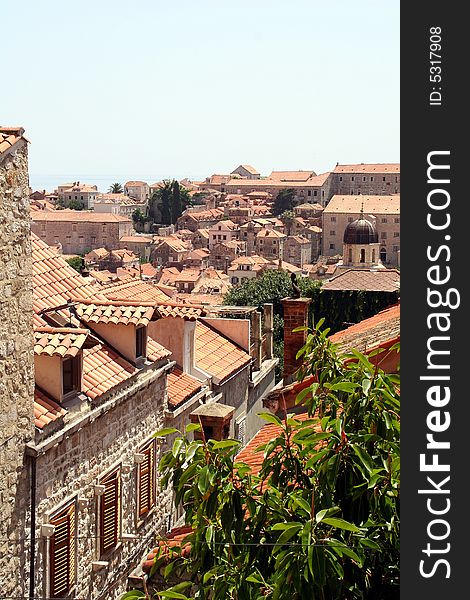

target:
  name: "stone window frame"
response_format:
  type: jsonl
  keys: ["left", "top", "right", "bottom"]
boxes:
{"left": 48, "top": 499, "right": 77, "bottom": 599}
{"left": 62, "top": 356, "right": 81, "bottom": 399}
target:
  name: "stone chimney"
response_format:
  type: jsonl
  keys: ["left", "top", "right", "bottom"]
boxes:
{"left": 282, "top": 297, "right": 311, "bottom": 384}
{"left": 190, "top": 403, "right": 235, "bottom": 441}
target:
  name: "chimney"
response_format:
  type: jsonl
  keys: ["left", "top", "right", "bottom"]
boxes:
{"left": 190, "top": 403, "right": 235, "bottom": 441}
{"left": 282, "top": 297, "right": 311, "bottom": 384}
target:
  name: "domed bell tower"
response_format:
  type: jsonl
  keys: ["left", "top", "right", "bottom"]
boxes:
{"left": 342, "top": 203, "right": 382, "bottom": 268}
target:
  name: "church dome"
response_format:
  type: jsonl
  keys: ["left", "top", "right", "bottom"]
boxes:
{"left": 343, "top": 212, "right": 378, "bottom": 244}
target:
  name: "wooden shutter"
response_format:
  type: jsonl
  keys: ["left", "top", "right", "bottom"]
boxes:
{"left": 138, "top": 441, "right": 155, "bottom": 517}
{"left": 50, "top": 502, "right": 76, "bottom": 598}
{"left": 100, "top": 468, "right": 121, "bottom": 555}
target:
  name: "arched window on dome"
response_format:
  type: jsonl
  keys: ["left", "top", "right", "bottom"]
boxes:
{"left": 348, "top": 248, "right": 352, "bottom": 264}
{"left": 372, "top": 249, "right": 376, "bottom": 263}
{"left": 360, "top": 248, "right": 366, "bottom": 263}
{"left": 380, "top": 247, "right": 387, "bottom": 263}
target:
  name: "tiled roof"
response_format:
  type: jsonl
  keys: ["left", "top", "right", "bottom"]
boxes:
{"left": 147, "top": 337, "right": 172, "bottom": 362}
{"left": 34, "top": 388, "right": 67, "bottom": 430}
{"left": 0, "top": 126, "right": 27, "bottom": 157}
{"left": 182, "top": 209, "right": 224, "bottom": 221}
{"left": 322, "top": 269, "right": 400, "bottom": 292}
{"left": 143, "top": 526, "right": 193, "bottom": 573}
{"left": 155, "top": 302, "right": 206, "bottom": 320}
{"left": 323, "top": 195, "right": 400, "bottom": 215}
{"left": 101, "top": 279, "right": 171, "bottom": 303}
{"left": 333, "top": 163, "right": 400, "bottom": 174}
{"left": 119, "top": 235, "right": 153, "bottom": 244}
{"left": 31, "top": 211, "right": 131, "bottom": 223}
{"left": 256, "top": 229, "right": 286, "bottom": 239}
{"left": 232, "top": 164, "right": 259, "bottom": 175}
{"left": 82, "top": 343, "right": 137, "bottom": 400}
{"left": 32, "top": 234, "right": 104, "bottom": 313}
{"left": 34, "top": 327, "right": 90, "bottom": 357}
{"left": 125, "top": 180, "right": 148, "bottom": 187}
{"left": 167, "top": 368, "right": 202, "bottom": 408}
{"left": 195, "top": 321, "right": 251, "bottom": 383}
{"left": 236, "top": 412, "right": 314, "bottom": 476}
{"left": 330, "top": 303, "right": 400, "bottom": 354}
{"left": 269, "top": 170, "right": 316, "bottom": 181}
{"left": 88, "top": 270, "right": 118, "bottom": 283}
{"left": 74, "top": 300, "right": 156, "bottom": 326}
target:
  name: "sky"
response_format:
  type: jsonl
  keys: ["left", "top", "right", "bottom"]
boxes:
{"left": 2, "top": 0, "right": 399, "bottom": 192}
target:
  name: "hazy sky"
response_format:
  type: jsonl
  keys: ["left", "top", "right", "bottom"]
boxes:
{"left": 3, "top": 0, "right": 399, "bottom": 190}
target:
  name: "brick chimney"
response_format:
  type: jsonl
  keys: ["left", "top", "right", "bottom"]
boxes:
{"left": 190, "top": 403, "right": 235, "bottom": 441}
{"left": 282, "top": 297, "right": 311, "bottom": 384}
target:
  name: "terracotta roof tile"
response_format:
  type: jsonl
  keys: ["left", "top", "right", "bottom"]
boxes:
{"left": 34, "top": 327, "right": 90, "bottom": 357}
{"left": 0, "top": 127, "right": 27, "bottom": 157}
{"left": 74, "top": 300, "right": 156, "bottom": 326}
{"left": 322, "top": 269, "right": 400, "bottom": 292}
{"left": 82, "top": 343, "right": 137, "bottom": 400}
{"left": 143, "top": 526, "right": 193, "bottom": 573}
{"left": 31, "top": 210, "right": 131, "bottom": 223}
{"left": 34, "top": 388, "right": 67, "bottom": 429}
{"left": 167, "top": 368, "right": 202, "bottom": 408}
{"left": 147, "top": 337, "right": 172, "bottom": 362}
{"left": 323, "top": 195, "right": 400, "bottom": 215}
{"left": 195, "top": 321, "right": 251, "bottom": 383}
{"left": 155, "top": 302, "right": 206, "bottom": 320}
{"left": 101, "top": 278, "right": 171, "bottom": 303}
{"left": 333, "top": 163, "right": 400, "bottom": 174}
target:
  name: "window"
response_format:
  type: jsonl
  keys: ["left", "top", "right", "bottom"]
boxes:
{"left": 381, "top": 232, "right": 387, "bottom": 239}
{"left": 394, "top": 231, "right": 400, "bottom": 237}
{"left": 339, "top": 176, "right": 343, "bottom": 181}
{"left": 330, "top": 216, "right": 336, "bottom": 222}
{"left": 381, "top": 218, "right": 388, "bottom": 223}
{"left": 363, "top": 177, "right": 366, "bottom": 182}
{"left": 394, "top": 217, "right": 400, "bottom": 223}
{"left": 371, "top": 177, "right": 374, "bottom": 182}
{"left": 360, "top": 248, "right": 366, "bottom": 263}
{"left": 307, "top": 190, "right": 311, "bottom": 197}
{"left": 223, "top": 235, "right": 226, "bottom": 240}
{"left": 380, "top": 248, "right": 387, "bottom": 263}
{"left": 62, "top": 358, "right": 80, "bottom": 396}
{"left": 330, "top": 230, "right": 335, "bottom": 236}
{"left": 383, "top": 177, "right": 386, "bottom": 182}
{"left": 314, "top": 190, "right": 318, "bottom": 196}
{"left": 393, "top": 245, "right": 399, "bottom": 253}
{"left": 348, "top": 248, "right": 353, "bottom": 263}
{"left": 99, "top": 468, "right": 121, "bottom": 556}
{"left": 72, "top": 223, "right": 77, "bottom": 232}
{"left": 136, "top": 326, "right": 146, "bottom": 358}
{"left": 372, "top": 249, "right": 376, "bottom": 263}
{"left": 49, "top": 501, "right": 76, "bottom": 598}
{"left": 329, "top": 243, "right": 335, "bottom": 250}
{"left": 351, "top": 176, "right": 355, "bottom": 181}
{"left": 138, "top": 440, "right": 156, "bottom": 518}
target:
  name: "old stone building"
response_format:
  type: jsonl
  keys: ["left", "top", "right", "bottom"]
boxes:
{"left": 124, "top": 180, "right": 150, "bottom": 203}
{"left": 151, "top": 238, "right": 190, "bottom": 267}
{"left": 94, "top": 193, "right": 148, "bottom": 218}
{"left": 329, "top": 163, "right": 400, "bottom": 197}
{"left": 31, "top": 210, "right": 134, "bottom": 254}
{"left": 0, "top": 126, "right": 35, "bottom": 599}
{"left": 322, "top": 195, "right": 400, "bottom": 266}
{"left": 58, "top": 182, "right": 98, "bottom": 209}
{"left": 177, "top": 207, "right": 224, "bottom": 231}
{"left": 282, "top": 235, "right": 311, "bottom": 268}
{"left": 255, "top": 228, "right": 286, "bottom": 260}
{"left": 230, "top": 164, "right": 260, "bottom": 179}
{"left": 208, "top": 219, "right": 239, "bottom": 250}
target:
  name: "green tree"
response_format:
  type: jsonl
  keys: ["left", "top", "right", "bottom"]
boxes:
{"left": 67, "top": 200, "right": 84, "bottom": 210}
{"left": 280, "top": 209, "right": 296, "bottom": 236}
{"left": 273, "top": 188, "right": 296, "bottom": 216}
{"left": 137, "top": 326, "right": 400, "bottom": 599}
{"left": 66, "top": 256, "right": 83, "bottom": 272}
{"left": 109, "top": 182, "right": 123, "bottom": 194}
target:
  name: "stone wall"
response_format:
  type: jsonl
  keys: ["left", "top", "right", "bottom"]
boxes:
{"left": 0, "top": 141, "right": 35, "bottom": 598}
{"left": 33, "top": 365, "right": 173, "bottom": 600}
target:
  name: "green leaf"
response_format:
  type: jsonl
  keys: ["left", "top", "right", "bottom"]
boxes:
{"left": 315, "top": 506, "right": 340, "bottom": 523}
{"left": 158, "top": 592, "right": 189, "bottom": 599}
{"left": 274, "top": 523, "right": 302, "bottom": 547}
{"left": 198, "top": 465, "right": 210, "bottom": 494}
{"left": 293, "top": 496, "right": 312, "bottom": 515}
{"left": 246, "top": 573, "right": 264, "bottom": 584}
{"left": 154, "top": 427, "right": 179, "bottom": 438}
{"left": 212, "top": 439, "right": 241, "bottom": 450}
{"left": 172, "top": 438, "right": 183, "bottom": 458}
{"left": 328, "top": 382, "right": 359, "bottom": 393}
{"left": 322, "top": 517, "right": 360, "bottom": 533}
{"left": 121, "top": 592, "right": 146, "bottom": 599}
{"left": 352, "top": 445, "right": 374, "bottom": 474}
{"left": 257, "top": 412, "right": 283, "bottom": 426}
{"left": 185, "top": 423, "right": 201, "bottom": 433}
{"left": 362, "top": 378, "right": 371, "bottom": 395}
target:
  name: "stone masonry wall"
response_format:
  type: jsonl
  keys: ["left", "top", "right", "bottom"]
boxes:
{"left": 0, "top": 142, "right": 35, "bottom": 598}
{"left": 33, "top": 366, "right": 172, "bottom": 600}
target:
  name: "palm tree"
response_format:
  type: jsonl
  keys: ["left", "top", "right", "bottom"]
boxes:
{"left": 108, "top": 182, "right": 123, "bottom": 194}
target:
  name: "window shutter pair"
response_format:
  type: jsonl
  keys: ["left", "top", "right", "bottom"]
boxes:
{"left": 100, "top": 468, "right": 121, "bottom": 555}
{"left": 50, "top": 502, "right": 76, "bottom": 598}
{"left": 138, "top": 441, "right": 155, "bottom": 517}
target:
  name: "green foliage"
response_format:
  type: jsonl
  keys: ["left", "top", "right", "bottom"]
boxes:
{"left": 280, "top": 209, "right": 296, "bottom": 236}
{"left": 148, "top": 180, "right": 191, "bottom": 226}
{"left": 272, "top": 188, "right": 296, "bottom": 216}
{"left": 132, "top": 329, "right": 399, "bottom": 599}
{"left": 66, "top": 256, "right": 83, "bottom": 272}
{"left": 67, "top": 199, "right": 84, "bottom": 210}
{"left": 109, "top": 182, "right": 123, "bottom": 194}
